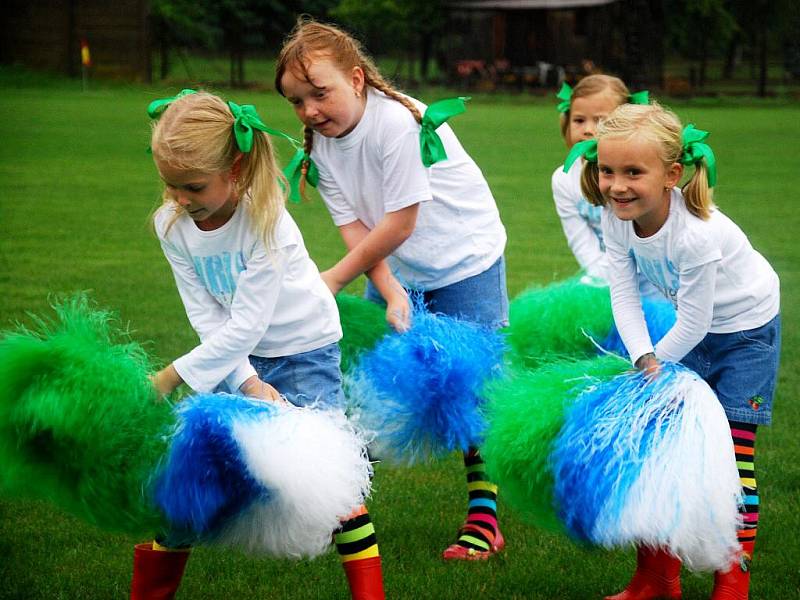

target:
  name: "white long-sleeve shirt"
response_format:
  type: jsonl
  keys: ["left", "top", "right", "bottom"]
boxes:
{"left": 603, "top": 189, "right": 779, "bottom": 364}
{"left": 552, "top": 159, "right": 607, "bottom": 279}
{"left": 155, "top": 202, "right": 341, "bottom": 392}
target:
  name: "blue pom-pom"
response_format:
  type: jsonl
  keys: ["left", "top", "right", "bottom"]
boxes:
{"left": 600, "top": 297, "right": 676, "bottom": 358}
{"left": 153, "top": 393, "right": 275, "bottom": 538}
{"left": 551, "top": 363, "right": 687, "bottom": 542}
{"left": 348, "top": 307, "right": 505, "bottom": 463}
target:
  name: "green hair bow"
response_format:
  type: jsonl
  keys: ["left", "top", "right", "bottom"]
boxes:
{"left": 556, "top": 83, "right": 650, "bottom": 113}
{"left": 680, "top": 124, "right": 717, "bottom": 187}
{"left": 146, "top": 89, "right": 197, "bottom": 119}
{"left": 563, "top": 139, "right": 598, "bottom": 172}
{"left": 556, "top": 83, "right": 572, "bottom": 113}
{"left": 420, "top": 97, "right": 469, "bottom": 167}
{"left": 228, "top": 101, "right": 298, "bottom": 154}
{"left": 282, "top": 147, "right": 319, "bottom": 204}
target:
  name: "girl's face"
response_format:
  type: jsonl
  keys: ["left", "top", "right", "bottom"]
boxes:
{"left": 567, "top": 90, "right": 620, "bottom": 147}
{"left": 156, "top": 159, "right": 238, "bottom": 230}
{"left": 598, "top": 134, "right": 683, "bottom": 237}
{"left": 280, "top": 55, "right": 366, "bottom": 138}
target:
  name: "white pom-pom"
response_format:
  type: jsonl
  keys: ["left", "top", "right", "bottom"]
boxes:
{"left": 211, "top": 406, "right": 372, "bottom": 558}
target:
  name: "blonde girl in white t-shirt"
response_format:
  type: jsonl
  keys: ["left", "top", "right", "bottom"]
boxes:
{"left": 552, "top": 74, "right": 660, "bottom": 297}
{"left": 275, "top": 19, "right": 508, "bottom": 562}
{"left": 570, "top": 102, "right": 780, "bottom": 600}
{"left": 134, "top": 90, "right": 385, "bottom": 600}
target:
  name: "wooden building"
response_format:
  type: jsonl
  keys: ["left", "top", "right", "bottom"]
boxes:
{"left": 1, "top": 0, "right": 150, "bottom": 81}
{"left": 444, "top": 0, "right": 663, "bottom": 90}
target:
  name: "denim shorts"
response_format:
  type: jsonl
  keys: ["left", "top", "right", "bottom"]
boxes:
{"left": 365, "top": 255, "right": 510, "bottom": 330}
{"left": 249, "top": 342, "right": 345, "bottom": 410}
{"left": 680, "top": 314, "right": 781, "bottom": 425}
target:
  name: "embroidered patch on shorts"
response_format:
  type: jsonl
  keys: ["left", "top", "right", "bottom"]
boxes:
{"left": 748, "top": 395, "right": 764, "bottom": 411}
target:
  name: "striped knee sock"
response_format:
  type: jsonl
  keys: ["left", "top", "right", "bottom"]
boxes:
{"left": 335, "top": 505, "right": 380, "bottom": 563}
{"left": 455, "top": 448, "right": 500, "bottom": 551}
{"left": 730, "top": 420, "right": 758, "bottom": 560}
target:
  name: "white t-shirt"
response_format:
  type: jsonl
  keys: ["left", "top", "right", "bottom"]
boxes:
{"left": 552, "top": 159, "right": 607, "bottom": 279}
{"left": 312, "top": 88, "right": 506, "bottom": 291}
{"left": 603, "top": 188, "right": 780, "bottom": 364}
{"left": 155, "top": 202, "right": 342, "bottom": 393}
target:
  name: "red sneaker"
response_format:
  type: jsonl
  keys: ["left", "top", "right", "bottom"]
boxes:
{"left": 442, "top": 528, "right": 505, "bottom": 561}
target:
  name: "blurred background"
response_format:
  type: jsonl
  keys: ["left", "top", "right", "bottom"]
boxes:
{"left": 2, "top": 0, "right": 800, "bottom": 98}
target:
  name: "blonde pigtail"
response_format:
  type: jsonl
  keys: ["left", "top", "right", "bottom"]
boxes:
{"left": 580, "top": 162, "right": 606, "bottom": 206}
{"left": 241, "top": 130, "right": 284, "bottom": 248}
{"left": 681, "top": 161, "right": 714, "bottom": 220}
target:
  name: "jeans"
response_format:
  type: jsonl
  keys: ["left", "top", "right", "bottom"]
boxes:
{"left": 365, "top": 255, "right": 509, "bottom": 330}
{"left": 680, "top": 314, "right": 780, "bottom": 425}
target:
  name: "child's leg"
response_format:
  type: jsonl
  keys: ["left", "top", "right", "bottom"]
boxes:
{"left": 130, "top": 539, "right": 190, "bottom": 600}
{"left": 711, "top": 421, "right": 759, "bottom": 600}
{"left": 335, "top": 506, "right": 385, "bottom": 600}
{"left": 443, "top": 447, "right": 504, "bottom": 560}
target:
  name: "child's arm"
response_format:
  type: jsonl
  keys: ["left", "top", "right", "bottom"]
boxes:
{"left": 552, "top": 167, "right": 607, "bottom": 279}
{"left": 653, "top": 262, "right": 717, "bottom": 362}
{"left": 325, "top": 218, "right": 411, "bottom": 332}
{"left": 603, "top": 215, "right": 654, "bottom": 366}
{"left": 321, "top": 205, "right": 419, "bottom": 294}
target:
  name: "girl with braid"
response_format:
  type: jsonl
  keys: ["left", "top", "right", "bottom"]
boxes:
{"left": 276, "top": 20, "right": 508, "bottom": 561}
{"left": 570, "top": 102, "right": 780, "bottom": 600}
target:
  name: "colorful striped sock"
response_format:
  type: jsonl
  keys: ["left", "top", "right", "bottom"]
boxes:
{"left": 730, "top": 420, "right": 758, "bottom": 560}
{"left": 455, "top": 448, "right": 500, "bottom": 551}
{"left": 335, "top": 505, "right": 380, "bottom": 563}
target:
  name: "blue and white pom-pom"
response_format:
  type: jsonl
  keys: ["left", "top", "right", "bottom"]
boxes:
{"left": 154, "top": 393, "right": 372, "bottom": 558}
{"left": 551, "top": 362, "right": 741, "bottom": 571}
{"left": 347, "top": 307, "right": 505, "bottom": 464}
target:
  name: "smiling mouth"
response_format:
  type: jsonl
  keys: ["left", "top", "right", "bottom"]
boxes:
{"left": 311, "top": 119, "right": 330, "bottom": 129}
{"left": 612, "top": 197, "right": 636, "bottom": 204}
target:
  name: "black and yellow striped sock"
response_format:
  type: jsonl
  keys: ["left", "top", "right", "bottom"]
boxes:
{"left": 335, "top": 505, "right": 380, "bottom": 563}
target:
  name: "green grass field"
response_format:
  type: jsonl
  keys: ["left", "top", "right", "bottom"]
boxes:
{"left": 0, "top": 68, "right": 799, "bottom": 599}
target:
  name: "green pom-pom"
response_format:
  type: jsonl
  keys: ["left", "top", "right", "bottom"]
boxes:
{"left": 482, "top": 355, "right": 627, "bottom": 530}
{"left": 503, "top": 276, "right": 613, "bottom": 368}
{"left": 336, "top": 294, "right": 389, "bottom": 374}
{"left": 0, "top": 294, "right": 172, "bottom": 533}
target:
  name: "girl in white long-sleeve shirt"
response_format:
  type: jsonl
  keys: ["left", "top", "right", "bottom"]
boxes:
{"left": 552, "top": 74, "right": 652, "bottom": 288}
{"left": 132, "top": 89, "right": 385, "bottom": 600}
{"left": 571, "top": 101, "right": 780, "bottom": 600}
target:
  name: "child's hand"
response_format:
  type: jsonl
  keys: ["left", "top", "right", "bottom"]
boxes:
{"left": 385, "top": 291, "right": 411, "bottom": 333}
{"left": 239, "top": 375, "right": 289, "bottom": 405}
{"left": 634, "top": 352, "right": 661, "bottom": 379}
{"left": 150, "top": 364, "right": 183, "bottom": 399}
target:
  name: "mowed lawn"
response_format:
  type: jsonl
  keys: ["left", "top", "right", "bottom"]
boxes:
{"left": 0, "top": 70, "right": 799, "bottom": 599}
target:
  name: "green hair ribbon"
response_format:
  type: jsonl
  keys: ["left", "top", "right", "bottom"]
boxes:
{"left": 629, "top": 90, "right": 650, "bottom": 104}
{"left": 420, "top": 97, "right": 469, "bottom": 167}
{"left": 146, "top": 89, "right": 197, "bottom": 119}
{"left": 227, "top": 101, "right": 298, "bottom": 154}
{"left": 563, "top": 139, "right": 598, "bottom": 172}
{"left": 556, "top": 82, "right": 573, "bottom": 113}
{"left": 680, "top": 124, "right": 717, "bottom": 187}
{"left": 283, "top": 147, "right": 319, "bottom": 204}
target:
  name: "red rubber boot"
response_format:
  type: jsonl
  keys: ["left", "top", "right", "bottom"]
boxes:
{"left": 604, "top": 546, "right": 682, "bottom": 600}
{"left": 710, "top": 541, "right": 754, "bottom": 600}
{"left": 342, "top": 556, "right": 385, "bottom": 600}
{"left": 130, "top": 542, "right": 190, "bottom": 600}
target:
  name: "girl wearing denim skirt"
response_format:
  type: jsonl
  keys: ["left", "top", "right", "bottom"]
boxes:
{"left": 275, "top": 20, "right": 508, "bottom": 561}
{"left": 569, "top": 101, "right": 780, "bottom": 600}
{"left": 136, "top": 89, "right": 385, "bottom": 600}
